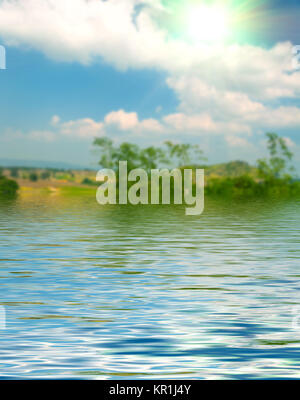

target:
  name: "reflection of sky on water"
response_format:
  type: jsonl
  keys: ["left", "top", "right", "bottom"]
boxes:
{"left": 0, "top": 194, "right": 299, "bottom": 379}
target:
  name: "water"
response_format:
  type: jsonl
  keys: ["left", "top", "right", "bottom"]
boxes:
{"left": 0, "top": 191, "right": 299, "bottom": 379}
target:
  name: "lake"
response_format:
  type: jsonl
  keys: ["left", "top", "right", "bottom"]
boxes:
{"left": 0, "top": 191, "right": 299, "bottom": 379}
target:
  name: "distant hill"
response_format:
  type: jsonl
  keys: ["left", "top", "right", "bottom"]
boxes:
{"left": 204, "top": 161, "right": 257, "bottom": 178}
{"left": 183, "top": 161, "right": 257, "bottom": 178}
{"left": 1, "top": 158, "right": 258, "bottom": 177}
{"left": 0, "top": 158, "right": 96, "bottom": 170}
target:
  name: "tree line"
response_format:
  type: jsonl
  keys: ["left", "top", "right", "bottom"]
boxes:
{"left": 94, "top": 133, "right": 296, "bottom": 181}
{"left": 93, "top": 138, "right": 207, "bottom": 172}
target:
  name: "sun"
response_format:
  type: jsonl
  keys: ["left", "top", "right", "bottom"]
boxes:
{"left": 187, "top": 5, "right": 229, "bottom": 43}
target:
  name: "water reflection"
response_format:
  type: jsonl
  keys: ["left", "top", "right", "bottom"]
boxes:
{"left": 0, "top": 191, "right": 299, "bottom": 379}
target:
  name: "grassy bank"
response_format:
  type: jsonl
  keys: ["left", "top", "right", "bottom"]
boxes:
{"left": 1, "top": 171, "right": 300, "bottom": 201}
{"left": 11, "top": 175, "right": 300, "bottom": 203}
{"left": 206, "top": 175, "right": 300, "bottom": 198}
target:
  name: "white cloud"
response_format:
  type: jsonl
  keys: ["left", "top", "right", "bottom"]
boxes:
{"left": 0, "top": 0, "right": 300, "bottom": 165}
{"left": 1, "top": 1, "right": 299, "bottom": 90}
{"left": 50, "top": 109, "right": 252, "bottom": 140}
{"left": 58, "top": 118, "right": 104, "bottom": 138}
{"left": 51, "top": 115, "right": 60, "bottom": 126}
{"left": 1, "top": 1, "right": 300, "bottom": 103}
{"left": 283, "top": 137, "right": 296, "bottom": 148}
{"left": 105, "top": 110, "right": 138, "bottom": 131}
{"left": 53, "top": 111, "right": 164, "bottom": 138}
{"left": 0, "top": 0, "right": 176, "bottom": 69}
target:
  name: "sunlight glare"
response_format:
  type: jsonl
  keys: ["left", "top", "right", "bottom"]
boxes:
{"left": 188, "top": 5, "right": 229, "bottom": 42}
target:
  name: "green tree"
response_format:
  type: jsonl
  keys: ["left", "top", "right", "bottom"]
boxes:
{"left": 10, "top": 167, "right": 19, "bottom": 178}
{"left": 81, "top": 177, "right": 95, "bottom": 185}
{"left": 139, "top": 146, "right": 167, "bottom": 171}
{"left": 93, "top": 138, "right": 118, "bottom": 169}
{"left": 116, "top": 142, "right": 141, "bottom": 171}
{"left": 41, "top": 170, "right": 51, "bottom": 180}
{"left": 94, "top": 138, "right": 206, "bottom": 172}
{"left": 93, "top": 138, "right": 143, "bottom": 171}
{"left": 29, "top": 172, "right": 38, "bottom": 182}
{"left": 257, "top": 133, "right": 294, "bottom": 180}
{"left": 0, "top": 176, "right": 19, "bottom": 197}
{"left": 164, "top": 141, "right": 206, "bottom": 167}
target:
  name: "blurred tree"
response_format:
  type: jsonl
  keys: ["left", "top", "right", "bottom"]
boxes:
{"left": 41, "top": 171, "right": 51, "bottom": 180}
{"left": 140, "top": 146, "right": 167, "bottom": 171}
{"left": 81, "top": 177, "right": 95, "bottom": 185}
{"left": 116, "top": 142, "right": 141, "bottom": 171}
{"left": 9, "top": 167, "right": 19, "bottom": 178}
{"left": 93, "top": 138, "right": 118, "bottom": 169}
{"left": 29, "top": 172, "right": 38, "bottom": 182}
{"left": 257, "top": 133, "right": 294, "bottom": 180}
{"left": 94, "top": 138, "right": 206, "bottom": 171}
{"left": 164, "top": 141, "right": 206, "bottom": 167}
{"left": 0, "top": 176, "right": 19, "bottom": 197}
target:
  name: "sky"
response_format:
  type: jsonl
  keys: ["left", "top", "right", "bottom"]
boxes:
{"left": 0, "top": 0, "right": 299, "bottom": 170}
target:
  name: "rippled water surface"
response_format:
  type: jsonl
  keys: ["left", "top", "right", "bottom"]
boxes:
{"left": 0, "top": 192, "right": 299, "bottom": 379}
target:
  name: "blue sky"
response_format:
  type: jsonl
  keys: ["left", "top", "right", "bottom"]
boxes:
{"left": 0, "top": 0, "right": 299, "bottom": 170}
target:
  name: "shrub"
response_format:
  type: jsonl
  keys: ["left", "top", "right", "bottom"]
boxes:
{"left": 206, "top": 175, "right": 300, "bottom": 198}
{"left": 0, "top": 176, "right": 19, "bottom": 197}
{"left": 41, "top": 171, "right": 51, "bottom": 180}
{"left": 81, "top": 177, "right": 95, "bottom": 186}
{"left": 29, "top": 172, "right": 38, "bottom": 182}
{"left": 9, "top": 167, "right": 19, "bottom": 178}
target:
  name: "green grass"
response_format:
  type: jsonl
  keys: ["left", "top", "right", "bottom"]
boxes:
{"left": 60, "top": 186, "right": 96, "bottom": 196}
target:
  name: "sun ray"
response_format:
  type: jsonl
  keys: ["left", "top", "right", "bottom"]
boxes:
{"left": 187, "top": 4, "right": 230, "bottom": 42}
